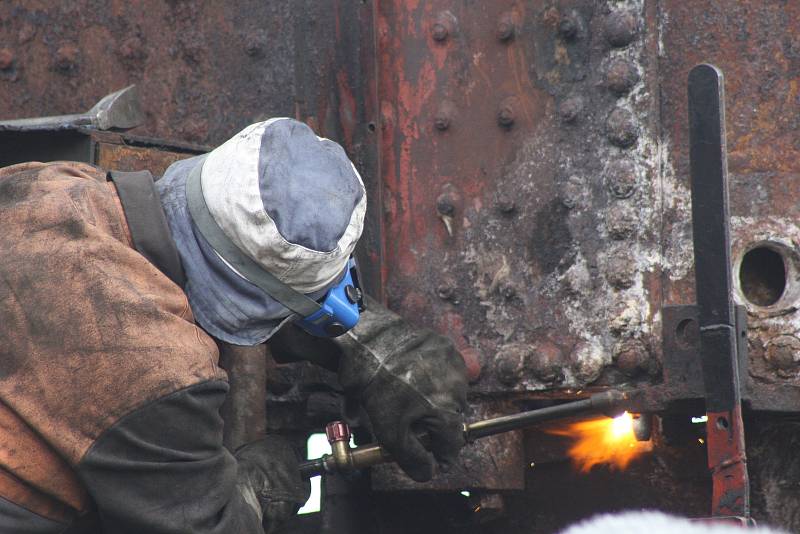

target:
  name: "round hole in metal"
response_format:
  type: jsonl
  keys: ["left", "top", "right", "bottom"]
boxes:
{"left": 739, "top": 246, "right": 786, "bottom": 307}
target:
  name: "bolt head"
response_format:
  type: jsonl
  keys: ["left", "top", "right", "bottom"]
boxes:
{"left": 605, "top": 160, "right": 638, "bottom": 198}
{"left": 495, "top": 194, "right": 517, "bottom": 214}
{"left": 606, "top": 59, "right": 640, "bottom": 95}
{"left": 604, "top": 11, "right": 638, "bottom": 47}
{"left": 559, "top": 96, "right": 584, "bottom": 123}
{"left": 496, "top": 20, "right": 514, "bottom": 41}
{"left": 434, "top": 113, "right": 450, "bottom": 130}
{"left": 436, "top": 284, "right": 455, "bottom": 300}
{"left": 606, "top": 108, "right": 639, "bottom": 148}
{"left": 436, "top": 195, "right": 455, "bottom": 216}
{"left": 558, "top": 16, "right": 578, "bottom": 40}
{"left": 432, "top": 22, "right": 449, "bottom": 41}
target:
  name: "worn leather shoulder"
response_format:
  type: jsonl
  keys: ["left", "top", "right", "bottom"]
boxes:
{"left": 0, "top": 162, "right": 226, "bottom": 520}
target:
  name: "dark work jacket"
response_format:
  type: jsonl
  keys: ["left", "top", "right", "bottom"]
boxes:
{"left": 0, "top": 162, "right": 264, "bottom": 533}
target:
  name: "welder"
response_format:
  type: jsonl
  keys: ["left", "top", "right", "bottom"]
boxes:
{"left": 0, "top": 118, "right": 468, "bottom": 533}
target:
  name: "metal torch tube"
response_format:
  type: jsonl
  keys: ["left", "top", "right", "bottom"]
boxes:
{"left": 299, "top": 389, "right": 628, "bottom": 479}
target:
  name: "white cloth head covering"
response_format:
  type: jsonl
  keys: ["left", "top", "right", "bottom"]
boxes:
{"left": 201, "top": 118, "right": 366, "bottom": 293}
{"left": 157, "top": 118, "right": 366, "bottom": 345}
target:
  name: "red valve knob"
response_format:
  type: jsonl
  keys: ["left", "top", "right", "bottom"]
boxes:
{"left": 325, "top": 421, "right": 351, "bottom": 444}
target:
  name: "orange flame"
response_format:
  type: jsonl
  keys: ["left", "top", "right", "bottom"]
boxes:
{"left": 547, "top": 412, "right": 653, "bottom": 472}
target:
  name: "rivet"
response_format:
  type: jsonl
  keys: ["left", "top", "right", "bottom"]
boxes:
{"left": 560, "top": 175, "right": 585, "bottom": 209}
{"left": 559, "top": 95, "right": 583, "bottom": 123}
{"left": 436, "top": 283, "right": 455, "bottom": 301}
{"left": 434, "top": 100, "right": 455, "bottom": 131}
{"left": 558, "top": 15, "right": 578, "bottom": 41}
{"left": 0, "top": 48, "right": 14, "bottom": 70}
{"left": 245, "top": 30, "right": 268, "bottom": 56}
{"left": 570, "top": 340, "right": 605, "bottom": 384}
{"left": 496, "top": 13, "right": 515, "bottom": 42}
{"left": 495, "top": 344, "right": 528, "bottom": 386}
{"left": 604, "top": 11, "right": 639, "bottom": 48}
{"left": 605, "top": 253, "right": 636, "bottom": 289}
{"left": 606, "top": 207, "right": 637, "bottom": 240}
{"left": 606, "top": 59, "right": 640, "bottom": 95}
{"left": 500, "top": 283, "right": 517, "bottom": 299}
{"left": 497, "top": 97, "right": 517, "bottom": 128}
{"left": 495, "top": 193, "right": 517, "bottom": 214}
{"left": 54, "top": 43, "right": 79, "bottom": 73}
{"left": 606, "top": 108, "right": 639, "bottom": 148}
{"left": 436, "top": 194, "right": 456, "bottom": 216}
{"left": 529, "top": 341, "right": 565, "bottom": 385}
{"left": 605, "top": 160, "right": 638, "bottom": 199}
{"left": 431, "top": 11, "right": 457, "bottom": 42}
{"left": 613, "top": 339, "right": 650, "bottom": 376}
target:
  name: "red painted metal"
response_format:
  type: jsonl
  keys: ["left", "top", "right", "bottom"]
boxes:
{"left": 706, "top": 407, "right": 749, "bottom": 517}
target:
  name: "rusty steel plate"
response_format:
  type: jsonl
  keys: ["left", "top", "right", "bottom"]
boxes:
{"left": 377, "top": 0, "right": 662, "bottom": 395}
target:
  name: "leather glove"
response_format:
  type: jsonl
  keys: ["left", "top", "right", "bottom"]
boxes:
{"left": 336, "top": 296, "right": 469, "bottom": 482}
{"left": 235, "top": 436, "right": 310, "bottom": 533}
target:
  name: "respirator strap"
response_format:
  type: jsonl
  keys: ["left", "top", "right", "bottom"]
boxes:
{"left": 185, "top": 162, "right": 321, "bottom": 318}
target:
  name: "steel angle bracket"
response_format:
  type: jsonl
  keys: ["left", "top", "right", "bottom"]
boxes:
{"left": 687, "top": 63, "right": 750, "bottom": 519}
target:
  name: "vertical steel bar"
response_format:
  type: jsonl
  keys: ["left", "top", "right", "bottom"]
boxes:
{"left": 217, "top": 343, "right": 268, "bottom": 451}
{"left": 688, "top": 63, "right": 750, "bottom": 518}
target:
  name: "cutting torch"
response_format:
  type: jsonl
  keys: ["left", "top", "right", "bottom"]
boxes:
{"left": 299, "top": 389, "right": 628, "bottom": 479}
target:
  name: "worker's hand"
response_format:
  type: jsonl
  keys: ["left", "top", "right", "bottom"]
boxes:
{"left": 235, "top": 436, "right": 310, "bottom": 533}
{"left": 336, "top": 296, "right": 469, "bottom": 482}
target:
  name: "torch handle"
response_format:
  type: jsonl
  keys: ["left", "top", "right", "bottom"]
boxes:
{"left": 298, "top": 389, "right": 628, "bottom": 479}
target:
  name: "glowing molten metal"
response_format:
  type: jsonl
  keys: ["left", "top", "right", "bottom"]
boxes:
{"left": 547, "top": 412, "right": 653, "bottom": 472}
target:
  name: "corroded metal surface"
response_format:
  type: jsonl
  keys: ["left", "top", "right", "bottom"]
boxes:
{"left": 377, "top": 0, "right": 662, "bottom": 394}
{"left": 0, "top": 0, "right": 383, "bottom": 296}
{"left": 658, "top": 0, "right": 800, "bottom": 405}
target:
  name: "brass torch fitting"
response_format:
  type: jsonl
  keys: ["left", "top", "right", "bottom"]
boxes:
{"left": 325, "top": 421, "right": 353, "bottom": 473}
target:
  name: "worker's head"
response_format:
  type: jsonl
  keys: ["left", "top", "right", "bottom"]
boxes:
{"left": 158, "top": 118, "right": 366, "bottom": 345}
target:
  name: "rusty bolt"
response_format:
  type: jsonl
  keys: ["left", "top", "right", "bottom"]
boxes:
{"left": 0, "top": 48, "right": 14, "bottom": 70}
{"left": 606, "top": 253, "right": 636, "bottom": 289}
{"left": 765, "top": 335, "right": 800, "bottom": 376}
{"left": 500, "top": 283, "right": 517, "bottom": 299}
{"left": 606, "top": 207, "right": 636, "bottom": 240}
{"left": 570, "top": 341, "right": 605, "bottom": 384}
{"left": 558, "top": 15, "right": 579, "bottom": 41}
{"left": 495, "top": 193, "right": 517, "bottom": 214}
{"left": 606, "top": 108, "right": 639, "bottom": 148}
{"left": 434, "top": 100, "right": 455, "bottom": 131}
{"left": 497, "top": 97, "right": 517, "bottom": 128}
{"left": 431, "top": 11, "right": 456, "bottom": 42}
{"left": 245, "top": 30, "right": 268, "bottom": 56}
{"left": 604, "top": 11, "right": 639, "bottom": 48}
{"left": 434, "top": 114, "right": 450, "bottom": 131}
{"left": 529, "top": 341, "right": 565, "bottom": 384}
{"left": 436, "top": 194, "right": 456, "bottom": 216}
{"left": 605, "top": 160, "right": 638, "bottom": 199}
{"left": 606, "top": 59, "right": 640, "bottom": 95}
{"left": 559, "top": 95, "right": 583, "bottom": 123}
{"left": 54, "top": 43, "right": 79, "bottom": 73}
{"left": 613, "top": 339, "right": 650, "bottom": 376}
{"left": 560, "top": 175, "right": 585, "bottom": 209}
{"left": 495, "top": 343, "right": 528, "bottom": 386}
{"left": 436, "top": 283, "right": 455, "bottom": 301}
{"left": 496, "top": 14, "right": 515, "bottom": 42}
{"left": 431, "top": 22, "right": 449, "bottom": 41}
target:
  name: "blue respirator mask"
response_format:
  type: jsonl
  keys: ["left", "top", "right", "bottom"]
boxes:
{"left": 185, "top": 163, "right": 364, "bottom": 338}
